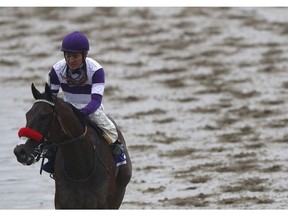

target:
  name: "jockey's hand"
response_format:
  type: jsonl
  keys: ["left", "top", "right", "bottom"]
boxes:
{"left": 78, "top": 109, "right": 88, "bottom": 119}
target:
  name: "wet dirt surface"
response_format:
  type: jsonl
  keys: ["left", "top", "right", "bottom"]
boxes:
{"left": 1, "top": 7, "right": 288, "bottom": 209}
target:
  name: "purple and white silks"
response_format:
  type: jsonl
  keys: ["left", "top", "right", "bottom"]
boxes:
{"left": 48, "top": 57, "right": 105, "bottom": 116}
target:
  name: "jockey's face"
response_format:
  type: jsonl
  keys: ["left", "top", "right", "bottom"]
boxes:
{"left": 64, "top": 52, "right": 83, "bottom": 70}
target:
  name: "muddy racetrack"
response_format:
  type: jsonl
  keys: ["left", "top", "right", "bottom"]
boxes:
{"left": 1, "top": 7, "right": 288, "bottom": 209}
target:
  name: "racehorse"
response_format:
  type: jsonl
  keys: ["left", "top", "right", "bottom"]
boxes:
{"left": 13, "top": 83, "right": 132, "bottom": 209}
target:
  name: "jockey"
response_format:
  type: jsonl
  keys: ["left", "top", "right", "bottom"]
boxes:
{"left": 43, "top": 31, "right": 126, "bottom": 174}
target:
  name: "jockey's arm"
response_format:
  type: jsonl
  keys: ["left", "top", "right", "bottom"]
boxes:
{"left": 81, "top": 94, "right": 102, "bottom": 116}
{"left": 81, "top": 68, "right": 105, "bottom": 116}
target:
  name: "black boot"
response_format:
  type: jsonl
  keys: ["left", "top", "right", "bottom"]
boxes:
{"left": 42, "top": 158, "right": 55, "bottom": 174}
{"left": 111, "top": 139, "right": 127, "bottom": 167}
{"left": 41, "top": 147, "right": 56, "bottom": 174}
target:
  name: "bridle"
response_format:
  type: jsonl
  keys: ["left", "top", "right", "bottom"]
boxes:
{"left": 18, "top": 99, "right": 88, "bottom": 173}
{"left": 18, "top": 98, "right": 112, "bottom": 180}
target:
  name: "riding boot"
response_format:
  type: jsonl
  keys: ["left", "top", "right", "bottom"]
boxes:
{"left": 42, "top": 158, "right": 55, "bottom": 174}
{"left": 110, "top": 139, "right": 127, "bottom": 167}
{"left": 42, "top": 147, "right": 56, "bottom": 174}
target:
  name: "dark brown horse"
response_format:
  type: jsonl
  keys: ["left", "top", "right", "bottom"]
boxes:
{"left": 13, "top": 83, "right": 132, "bottom": 209}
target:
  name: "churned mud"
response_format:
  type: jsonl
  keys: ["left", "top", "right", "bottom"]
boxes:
{"left": 1, "top": 7, "right": 288, "bottom": 209}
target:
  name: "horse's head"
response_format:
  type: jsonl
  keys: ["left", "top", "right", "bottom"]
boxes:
{"left": 13, "top": 83, "right": 84, "bottom": 166}
{"left": 13, "top": 83, "right": 57, "bottom": 165}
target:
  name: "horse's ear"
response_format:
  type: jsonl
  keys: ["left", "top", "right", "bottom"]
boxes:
{"left": 45, "top": 83, "right": 53, "bottom": 101}
{"left": 31, "top": 83, "right": 41, "bottom": 100}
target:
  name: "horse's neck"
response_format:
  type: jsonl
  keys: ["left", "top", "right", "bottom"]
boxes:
{"left": 57, "top": 137, "right": 95, "bottom": 180}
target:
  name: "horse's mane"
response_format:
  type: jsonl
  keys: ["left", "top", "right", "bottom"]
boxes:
{"left": 55, "top": 96, "right": 87, "bottom": 127}
{"left": 67, "top": 102, "right": 87, "bottom": 126}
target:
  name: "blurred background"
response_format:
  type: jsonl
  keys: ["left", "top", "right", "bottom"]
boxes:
{"left": 1, "top": 7, "right": 288, "bottom": 209}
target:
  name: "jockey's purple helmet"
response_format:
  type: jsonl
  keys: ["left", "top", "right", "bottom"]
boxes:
{"left": 61, "top": 31, "right": 89, "bottom": 53}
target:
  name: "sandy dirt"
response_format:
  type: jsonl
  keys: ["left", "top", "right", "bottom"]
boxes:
{"left": 1, "top": 7, "right": 288, "bottom": 209}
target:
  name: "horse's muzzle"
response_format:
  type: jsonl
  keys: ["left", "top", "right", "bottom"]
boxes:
{"left": 14, "top": 144, "right": 36, "bottom": 165}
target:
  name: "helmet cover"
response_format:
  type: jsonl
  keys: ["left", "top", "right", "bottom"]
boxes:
{"left": 61, "top": 31, "right": 89, "bottom": 53}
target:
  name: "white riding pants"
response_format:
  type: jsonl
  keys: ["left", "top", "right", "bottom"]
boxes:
{"left": 88, "top": 107, "right": 118, "bottom": 144}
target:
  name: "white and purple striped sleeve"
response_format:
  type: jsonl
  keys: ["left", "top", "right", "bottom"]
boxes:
{"left": 81, "top": 68, "right": 105, "bottom": 116}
